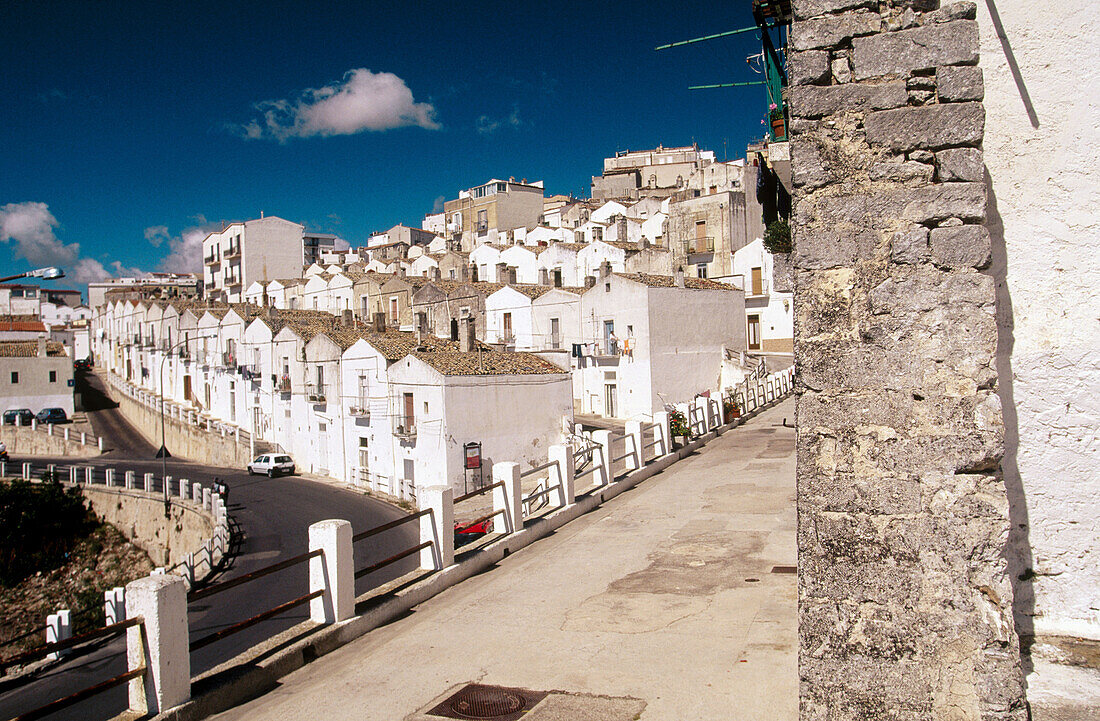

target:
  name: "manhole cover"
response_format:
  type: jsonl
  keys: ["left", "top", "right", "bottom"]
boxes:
{"left": 429, "top": 684, "right": 548, "bottom": 721}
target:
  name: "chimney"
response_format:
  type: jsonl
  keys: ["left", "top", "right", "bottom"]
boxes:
{"left": 37, "top": 335, "right": 47, "bottom": 358}
{"left": 495, "top": 262, "right": 507, "bottom": 282}
{"left": 617, "top": 216, "right": 627, "bottom": 239}
{"left": 538, "top": 268, "right": 549, "bottom": 286}
{"left": 600, "top": 261, "right": 612, "bottom": 278}
{"left": 508, "top": 267, "right": 518, "bottom": 284}
{"left": 415, "top": 312, "right": 428, "bottom": 343}
{"left": 342, "top": 309, "right": 354, "bottom": 327}
{"left": 372, "top": 312, "right": 386, "bottom": 332}
{"left": 675, "top": 267, "right": 685, "bottom": 288}
{"left": 553, "top": 270, "right": 562, "bottom": 288}
{"left": 398, "top": 265, "right": 406, "bottom": 278}
{"left": 267, "top": 304, "right": 277, "bottom": 321}
{"left": 468, "top": 264, "right": 477, "bottom": 282}
{"left": 585, "top": 276, "right": 596, "bottom": 289}
{"left": 431, "top": 266, "right": 441, "bottom": 281}
{"left": 460, "top": 317, "right": 475, "bottom": 352}
{"left": 637, "top": 237, "right": 647, "bottom": 251}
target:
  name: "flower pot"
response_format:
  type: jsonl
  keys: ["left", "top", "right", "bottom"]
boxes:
{"left": 771, "top": 117, "right": 786, "bottom": 139}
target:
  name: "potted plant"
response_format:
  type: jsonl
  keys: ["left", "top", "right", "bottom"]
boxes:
{"left": 723, "top": 398, "right": 740, "bottom": 424}
{"left": 769, "top": 103, "right": 786, "bottom": 140}
{"left": 669, "top": 410, "right": 689, "bottom": 447}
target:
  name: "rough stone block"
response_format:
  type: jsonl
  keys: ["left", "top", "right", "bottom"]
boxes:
{"left": 790, "top": 81, "right": 908, "bottom": 118}
{"left": 938, "top": 64, "right": 984, "bottom": 102}
{"left": 794, "top": 225, "right": 879, "bottom": 269}
{"left": 791, "top": 138, "right": 833, "bottom": 190}
{"left": 852, "top": 20, "right": 979, "bottom": 80}
{"left": 890, "top": 225, "right": 929, "bottom": 264}
{"left": 927, "top": 1, "right": 977, "bottom": 23}
{"left": 864, "top": 102, "right": 985, "bottom": 152}
{"left": 930, "top": 224, "right": 992, "bottom": 269}
{"left": 791, "top": 11, "right": 882, "bottom": 51}
{"left": 831, "top": 56, "right": 852, "bottom": 83}
{"left": 935, "top": 147, "right": 984, "bottom": 182}
{"left": 793, "top": 0, "right": 876, "bottom": 21}
{"left": 898, "top": 182, "right": 986, "bottom": 223}
{"left": 868, "top": 160, "right": 935, "bottom": 184}
{"left": 789, "top": 50, "right": 831, "bottom": 86}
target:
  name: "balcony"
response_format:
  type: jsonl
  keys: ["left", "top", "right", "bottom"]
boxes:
{"left": 306, "top": 384, "right": 326, "bottom": 403}
{"left": 224, "top": 244, "right": 241, "bottom": 259}
{"left": 204, "top": 254, "right": 219, "bottom": 266}
{"left": 501, "top": 331, "right": 516, "bottom": 345}
{"left": 349, "top": 404, "right": 370, "bottom": 418}
{"left": 276, "top": 375, "right": 292, "bottom": 393}
{"left": 221, "top": 351, "right": 236, "bottom": 368}
{"left": 393, "top": 416, "right": 416, "bottom": 439}
{"left": 178, "top": 347, "right": 190, "bottom": 360}
{"left": 550, "top": 333, "right": 561, "bottom": 350}
{"left": 684, "top": 236, "right": 715, "bottom": 255}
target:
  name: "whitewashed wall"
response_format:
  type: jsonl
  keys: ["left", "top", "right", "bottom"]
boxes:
{"left": 980, "top": 0, "right": 1100, "bottom": 638}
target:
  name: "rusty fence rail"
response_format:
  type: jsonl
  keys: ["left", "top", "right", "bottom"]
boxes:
{"left": 352, "top": 510, "right": 432, "bottom": 581}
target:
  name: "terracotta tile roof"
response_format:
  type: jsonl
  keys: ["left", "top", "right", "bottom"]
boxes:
{"left": 605, "top": 240, "right": 643, "bottom": 252}
{"left": 463, "top": 282, "right": 506, "bottom": 296}
{"left": 0, "top": 319, "right": 47, "bottom": 332}
{"left": 0, "top": 340, "right": 66, "bottom": 357}
{"left": 614, "top": 273, "right": 737, "bottom": 291}
{"left": 0, "top": 314, "right": 40, "bottom": 323}
{"left": 272, "top": 278, "right": 306, "bottom": 287}
{"left": 409, "top": 347, "right": 568, "bottom": 376}
{"left": 506, "top": 284, "right": 557, "bottom": 299}
{"left": 318, "top": 326, "right": 453, "bottom": 359}
{"left": 549, "top": 242, "right": 586, "bottom": 253}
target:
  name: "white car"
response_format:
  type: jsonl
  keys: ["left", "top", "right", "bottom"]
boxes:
{"left": 247, "top": 453, "right": 296, "bottom": 477}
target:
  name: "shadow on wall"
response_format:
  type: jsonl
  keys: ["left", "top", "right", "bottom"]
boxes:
{"left": 985, "top": 0, "right": 1040, "bottom": 129}
{"left": 986, "top": 166, "right": 1034, "bottom": 671}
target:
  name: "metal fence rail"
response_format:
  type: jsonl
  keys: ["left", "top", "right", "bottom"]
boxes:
{"left": 187, "top": 548, "right": 320, "bottom": 603}
{"left": 12, "top": 665, "right": 146, "bottom": 721}
{"left": 454, "top": 480, "right": 504, "bottom": 505}
{"left": 189, "top": 590, "right": 322, "bottom": 652}
{"left": 0, "top": 616, "right": 143, "bottom": 672}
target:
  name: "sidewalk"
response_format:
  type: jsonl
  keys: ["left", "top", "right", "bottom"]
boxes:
{"left": 210, "top": 399, "right": 798, "bottom": 721}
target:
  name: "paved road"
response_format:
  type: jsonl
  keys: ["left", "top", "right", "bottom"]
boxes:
{"left": 0, "top": 371, "right": 418, "bottom": 721}
{"left": 211, "top": 400, "right": 798, "bottom": 721}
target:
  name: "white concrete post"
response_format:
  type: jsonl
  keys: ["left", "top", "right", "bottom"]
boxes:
{"left": 105, "top": 468, "right": 116, "bottom": 487}
{"left": 126, "top": 470, "right": 136, "bottom": 489}
{"left": 548, "top": 444, "right": 575, "bottom": 508}
{"left": 46, "top": 609, "right": 72, "bottom": 660}
{"left": 68, "top": 466, "right": 78, "bottom": 484}
{"left": 143, "top": 473, "right": 154, "bottom": 492}
{"left": 0, "top": 461, "right": 5, "bottom": 477}
{"left": 63, "top": 427, "right": 70, "bottom": 442}
{"left": 654, "top": 411, "right": 672, "bottom": 456}
{"left": 105, "top": 586, "right": 125, "bottom": 624}
{"left": 126, "top": 573, "right": 190, "bottom": 715}
{"left": 183, "top": 554, "right": 194, "bottom": 586}
{"left": 202, "top": 486, "right": 211, "bottom": 511}
{"left": 694, "top": 397, "right": 709, "bottom": 433}
{"left": 624, "top": 420, "right": 644, "bottom": 470}
{"left": 592, "top": 430, "right": 613, "bottom": 486}
{"left": 84, "top": 466, "right": 94, "bottom": 485}
{"left": 31, "top": 418, "right": 36, "bottom": 431}
{"left": 192, "top": 482, "right": 202, "bottom": 504}
{"left": 98, "top": 437, "right": 104, "bottom": 451}
{"left": 46, "top": 423, "right": 52, "bottom": 436}
{"left": 419, "top": 486, "right": 454, "bottom": 571}
{"left": 492, "top": 462, "right": 522, "bottom": 532}
{"left": 81, "top": 432, "right": 87, "bottom": 445}
{"left": 22, "top": 462, "right": 30, "bottom": 480}
{"left": 308, "top": 519, "right": 354, "bottom": 624}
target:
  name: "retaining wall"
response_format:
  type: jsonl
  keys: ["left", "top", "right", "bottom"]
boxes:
{"left": 115, "top": 392, "right": 251, "bottom": 469}
{"left": 82, "top": 485, "right": 214, "bottom": 568}
{"left": 0, "top": 425, "right": 101, "bottom": 458}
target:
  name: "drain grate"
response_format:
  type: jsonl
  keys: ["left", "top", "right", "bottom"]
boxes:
{"left": 771, "top": 565, "right": 797, "bottom": 574}
{"left": 428, "top": 684, "right": 548, "bottom": 721}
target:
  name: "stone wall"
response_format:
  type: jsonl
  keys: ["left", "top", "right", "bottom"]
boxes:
{"left": 82, "top": 485, "right": 214, "bottom": 568}
{"left": 115, "top": 391, "right": 253, "bottom": 469}
{"left": 978, "top": 0, "right": 1100, "bottom": 640}
{"left": 788, "top": 1, "right": 1026, "bottom": 718}
{"left": 0, "top": 424, "right": 102, "bottom": 458}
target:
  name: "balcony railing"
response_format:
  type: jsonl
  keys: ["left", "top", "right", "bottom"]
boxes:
{"left": 393, "top": 417, "right": 416, "bottom": 439}
{"left": 349, "top": 404, "right": 370, "bottom": 418}
{"left": 204, "top": 254, "right": 219, "bottom": 266}
{"left": 224, "top": 244, "right": 241, "bottom": 259}
{"left": 306, "top": 384, "right": 326, "bottom": 403}
{"left": 277, "top": 376, "right": 292, "bottom": 393}
{"left": 501, "top": 331, "right": 516, "bottom": 344}
{"left": 550, "top": 334, "right": 561, "bottom": 350}
{"left": 178, "top": 347, "right": 190, "bottom": 360}
{"left": 684, "top": 236, "right": 715, "bottom": 255}
{"left": 222, "top": 352, "right": 236, "bottom": 367}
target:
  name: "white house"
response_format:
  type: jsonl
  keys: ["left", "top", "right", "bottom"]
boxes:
{"left": 731, "top": 237, "right": 793, "bottom": 353}
{"left": 469, "top": 244, "right": 507, "bottom": 282}
{"left": 590, "top": 200, "right": 629, "bottom": 225}
{"left": 536, "top": 243, "right": 586, "bottom": 288}
{"left": 386, "top": 347, "right": 572, "bottom": 497}
{"left": 574, "top": 270, "right": 745, "bottom": 420}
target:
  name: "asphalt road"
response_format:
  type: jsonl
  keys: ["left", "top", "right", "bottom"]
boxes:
{"left": 0, "top": 371, "right": 418, "bottom": 721}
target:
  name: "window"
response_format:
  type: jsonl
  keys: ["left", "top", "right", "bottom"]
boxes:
{"left": 592, "top": 227, "right": 603, "bottom": 242}
{"left": 751, "top": 267, "right": 763, "bottom": 295}
{"left": 697, "top": 263, "right": 708, "bottom": 278}
{"left": 423, "top": 401, "right": 428, "bottom": 414}
{"left": 403, "top": 392, "right": 415, "bottom": 428}
{"left": 389, "top": 297, "right": 399, "bottom": 322}
{"left": 315, "top": 365, "right": 324, "bottom": 391}
{"left": 49, "top": 370, "right": 57, "bottom": 383}
{"left": 503, "top": 312, "right": 513, "bottom": 341}
{"left": 10, "top": 371, "right": 17, "bottom": 384}
{"left": 550, "top": 317, "right": 561, "bottom": 349}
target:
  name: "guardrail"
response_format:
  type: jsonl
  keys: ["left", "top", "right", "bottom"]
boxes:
{"left": 106, "top": 371, "right": 252, "bottom": 447}
{"left": 1, "top": 415, "right": 105, "bottom": 452}
{"left": 733, "top": 365, "right": 794, "bottom": 417}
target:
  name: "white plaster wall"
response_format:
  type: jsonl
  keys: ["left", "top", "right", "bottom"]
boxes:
{"left": 980, "top": 0, "right": 1100, "bottom": 638}
{"left": 733, "top": 238, "right": 794, "bottom": 350}
{"left": 484, "top": 288, "right": 534, "bottom": 347}
{"left": 470, "top": 245, "right": 503, "bottom": 282}
{"left": 531, "top": 290, "right": 582, "bottom": 354}
{"left": 577, "top": 278, "right": 653, "bottom": 419}
{"left": 500, "top": 246, "right": 539, "bottom": 283}
{"left": 536, "top": 245, "right": 582, "bottom": 288}
{"left": 577, "top": 242, "right": 627, "bottom": 279}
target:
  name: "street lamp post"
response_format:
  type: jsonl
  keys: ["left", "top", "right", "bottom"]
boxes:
{"left": 157, "top": 334, "right": 199, "bottom": 517}
{"left": 0, "top": 266, "right": 65, "bottom": 284}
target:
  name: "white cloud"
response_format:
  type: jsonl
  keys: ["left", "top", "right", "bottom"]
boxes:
{"left": 431, "top": 195, "right": 446, "bottom": 213}
{"left": 476, "top": 106, "right": 521, "bottom": 135}
{"left": 333, "top": 237, "right": 351, "bottom": 252}
{"left": 144, "top": 225, "right": 169, "bottom": 247}
{"left": 231, "top": 68, "right": 439, "bottom": 142}
{"left": 156, "top": 224, "right": 216, "bottom": 273}
{"left": 0, "top": 201, "right": 112, "bottom": 284}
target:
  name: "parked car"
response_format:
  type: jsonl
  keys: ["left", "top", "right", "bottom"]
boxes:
{"left": 73, "top": 358, "right": 91, "bottom": 371}
{"left": 2, "top": 408, "right": 34, "bottom": 425}
{"left": 35, "top": 407, "right": 68, "bottom": 424}
{"left": 247, "top": 453, "right": 295, "bottom": 477}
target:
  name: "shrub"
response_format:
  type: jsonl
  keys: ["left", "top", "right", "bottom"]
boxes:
{"left": 0, "top": 478, "right": 96, "bottom": 586}
{"left": 669, "top": 410, "right": 690, "bottom": 438}
{"left": 763, "top": 219, "right": 791, "bottom": 254}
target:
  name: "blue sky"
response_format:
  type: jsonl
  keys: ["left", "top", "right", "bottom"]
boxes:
{"left": 0, "top": 1, "right": 771, "bottom": 290}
